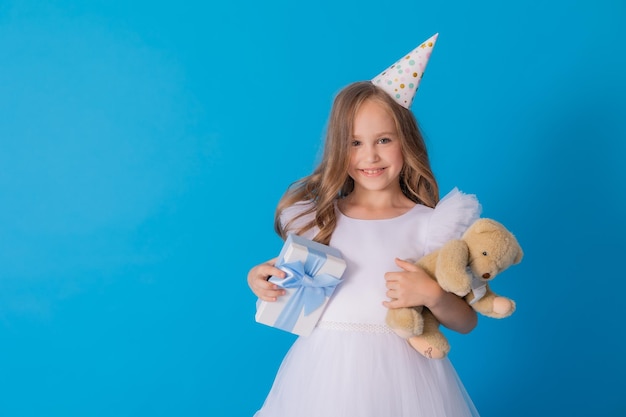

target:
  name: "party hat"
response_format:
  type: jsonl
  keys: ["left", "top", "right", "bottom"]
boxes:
{"left": 371, "top": 33, "right": 439, "bottom": 109}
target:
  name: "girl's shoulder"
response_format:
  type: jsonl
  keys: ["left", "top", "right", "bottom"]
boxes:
{"left": 425, "top": 187, "right": 482, "bottom": 252}
{"left": 279, "top": 200, "right": 317, "bottom": 235}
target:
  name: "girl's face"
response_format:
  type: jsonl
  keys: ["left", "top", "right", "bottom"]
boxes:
{"left": 348, "top": 99, "right": 404, "bottom": 196}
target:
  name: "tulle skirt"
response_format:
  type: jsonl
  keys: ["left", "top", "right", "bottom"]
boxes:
{"left": 254, "top": 324, "right": 480, "bottom": 417}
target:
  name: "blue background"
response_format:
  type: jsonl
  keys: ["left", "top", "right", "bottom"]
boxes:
{"left": 1, "top": 0, "right": 625, "bottom": 416}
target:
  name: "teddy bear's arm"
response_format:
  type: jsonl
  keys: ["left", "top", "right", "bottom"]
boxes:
{"left": 436, "top": 240, "right": 473, "bottom": 297}
{"left": 385, "top": 306, "right": 424, "bottom": 339}
{"left": 466, "top": 285, "right": 516, "bottom": 318}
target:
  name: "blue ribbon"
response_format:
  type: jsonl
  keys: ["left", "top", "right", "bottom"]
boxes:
{"left": 269, "top": 248, "right": 342, "bottom": 332}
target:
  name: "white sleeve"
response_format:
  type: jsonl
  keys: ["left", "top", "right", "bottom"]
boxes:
{"left": 279, "top": 200, "right": 317, "bottom": 239}
{"left": 424, "top": 187, "right": 482, "bottom": 253}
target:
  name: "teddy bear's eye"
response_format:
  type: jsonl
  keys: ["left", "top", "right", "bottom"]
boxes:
{"left": 482, "top": 251, "right": 488, "bottom": 256}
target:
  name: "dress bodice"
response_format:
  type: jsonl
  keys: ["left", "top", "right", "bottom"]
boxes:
{"left": 280, "top": 188, "right": 482, "bottom": 327}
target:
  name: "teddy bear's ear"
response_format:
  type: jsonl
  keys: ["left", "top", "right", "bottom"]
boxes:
{"left": 513, "top": 243, "right": 524, "bottom": 264}
{"left": 469, "top": 218, "right": 501, "bottom": 234}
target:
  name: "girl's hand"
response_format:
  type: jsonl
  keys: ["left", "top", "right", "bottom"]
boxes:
{"left": 382, "top": 258, "right": 443, "bottom": 309}
{"left": 383, "top": 258, "right": 478, "bottom": 334}
{"left": 247, "top": 258, "right": 287, "bottom": 301}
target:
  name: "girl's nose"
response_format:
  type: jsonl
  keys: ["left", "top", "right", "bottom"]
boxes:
{"left": 364, "top": 145, "right": 380, "bottom": 162}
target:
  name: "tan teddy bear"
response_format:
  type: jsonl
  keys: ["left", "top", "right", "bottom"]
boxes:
{"left": 386, "top": 218, "right": 523, "bottom": 359}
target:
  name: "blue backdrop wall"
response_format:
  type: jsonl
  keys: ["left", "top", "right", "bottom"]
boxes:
{"left": 1, "top": 1, "right": 624, "bottom": 416}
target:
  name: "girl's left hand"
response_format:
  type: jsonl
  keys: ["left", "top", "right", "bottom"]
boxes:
{"left": 247, "top": 258, "right": 287, "bottom": 301}
{"left": 382, "top": 258, "right": 443, "bottom": 309}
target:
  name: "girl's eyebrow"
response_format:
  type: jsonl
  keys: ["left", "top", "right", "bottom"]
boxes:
{"left": 352, "top": 131, "right": 397, "bottom": 139}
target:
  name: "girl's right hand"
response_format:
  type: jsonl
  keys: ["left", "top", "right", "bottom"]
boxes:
{"left": 247, "top": 258, "right": 287, "bottom": 301}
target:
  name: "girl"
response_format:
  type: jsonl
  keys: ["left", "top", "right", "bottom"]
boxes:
{"left": 248, "top": 39, "right": 481, "bottom": 417}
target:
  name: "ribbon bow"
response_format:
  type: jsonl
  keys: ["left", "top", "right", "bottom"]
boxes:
{"left": 269, "top": 259, "right": 342, "bottom": 332}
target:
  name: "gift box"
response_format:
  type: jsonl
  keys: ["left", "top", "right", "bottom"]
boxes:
{"left": 255, "top": 233, "right": 346, "bottom": 336}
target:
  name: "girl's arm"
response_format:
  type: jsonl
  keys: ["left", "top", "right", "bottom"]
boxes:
{"left": 247, "top": 258, "right": 287, "bottom": 302}
{"left": 382, "top": 258, "right": 477, "bottom": 334}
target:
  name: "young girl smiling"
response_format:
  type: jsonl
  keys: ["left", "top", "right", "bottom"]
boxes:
{"left": 249, "top": 35, "right": 482, "bottom": 416}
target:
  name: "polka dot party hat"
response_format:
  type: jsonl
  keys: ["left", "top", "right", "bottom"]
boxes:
{"left": 372, "top": 33, "right": 439, "bottom": 109}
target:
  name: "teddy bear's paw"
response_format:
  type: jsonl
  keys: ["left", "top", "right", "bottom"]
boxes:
{"left": 439, "top": 279, "right": 471, "bottom": 298}
{"left": 408, "top": 336, "right": 448, "bottom": 360}
{"left": 492, "top": 297, "right": 516, "bottom": 317}
{"left": 386, "top": 308, "right": 424, "bottom": 338}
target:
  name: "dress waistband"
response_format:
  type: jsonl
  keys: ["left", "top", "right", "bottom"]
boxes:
{"left": 317, "top": 321, "right": 395, "bottom": 334}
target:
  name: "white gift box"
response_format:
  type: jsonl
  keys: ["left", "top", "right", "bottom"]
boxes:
{"left": 255, "top": 234, "right": 346, "bottom": 336}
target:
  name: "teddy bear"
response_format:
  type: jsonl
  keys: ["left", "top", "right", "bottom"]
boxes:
{"left": 385, "top": 218, "right": 523, "bottom": 359}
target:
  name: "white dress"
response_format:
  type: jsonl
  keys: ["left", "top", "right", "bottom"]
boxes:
{"left": 255, "top": 188, "right": 482, "bottom": 417}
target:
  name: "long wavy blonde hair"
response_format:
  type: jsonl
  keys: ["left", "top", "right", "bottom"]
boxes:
{"left": 275, "top": 81, "right": 439, "bottom": 245}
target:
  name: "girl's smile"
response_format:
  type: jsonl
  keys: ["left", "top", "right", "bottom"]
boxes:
{"left": 359, "top": 168, "right": 385, "bottom": 176}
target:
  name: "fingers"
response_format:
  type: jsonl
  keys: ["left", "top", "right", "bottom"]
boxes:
{"left": 383, "top": 281, "right": 401, "bottom": 310}
{"left": 261, "top": 263, "right": 287, "bottom": 282}
{"left": 255, "top": 258, "right": 287, "bottom": 280}
{"left": 383, "top": 270, "right": 404, "bottom": 303}
{"left": 394, "top": 258, "right": 420, "bottom": 272}
{"left": 382, "top": 299, "right": 401, "bottom": 309}
{"left": 384, "top": 259, "right": 419, "bottom": 284}
{"left": 383, "top": 276, "right": 405, "bottom": 308}
{"left": 250, "top": 278, "right": 286, "bottom": 302}
{"left": 248, "top": 258, "right": 287, "bottom": 302}
{"left": 384, "top": 259, "right": 426, "bottom": 308}
{"left": 384, "top": 280, "right": 402, "bottom": 296}
{"left": 254, "top": 281, "right": 286, "bottom": 302}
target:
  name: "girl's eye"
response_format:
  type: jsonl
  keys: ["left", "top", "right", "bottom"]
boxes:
{"left": 378, "top": 137, "right": 391, "bottom": 144}
{"left": 351, "top": 140, "right": 361, "bottom": 147}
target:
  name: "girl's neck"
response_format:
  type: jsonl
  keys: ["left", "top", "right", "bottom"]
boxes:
{"left": 338, "top": 189, "right": 416, "bottom": 220}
